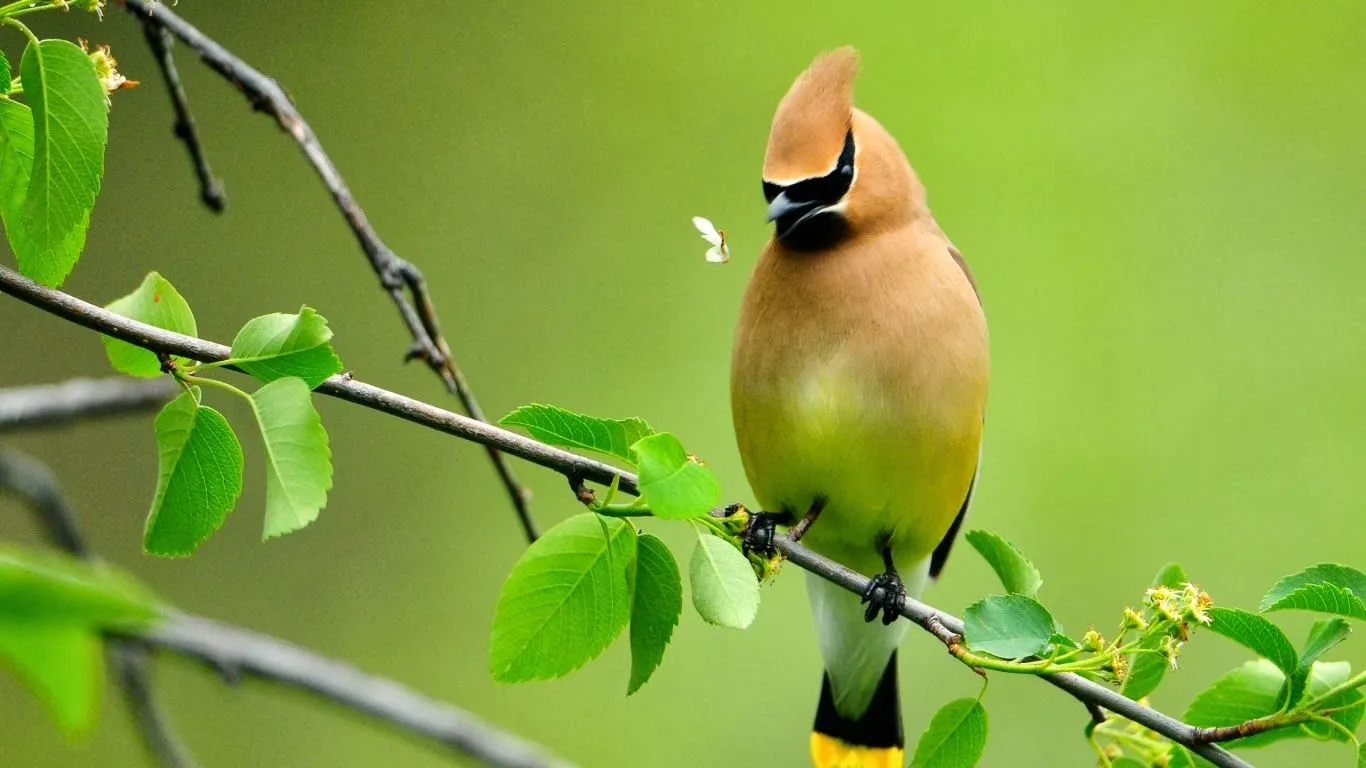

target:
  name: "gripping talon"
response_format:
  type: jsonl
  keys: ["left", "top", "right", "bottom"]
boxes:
{"left": 861, "top": 571, "right": 907, "bottom": 625}
{"left": 741, "top": 512, "right": 779, "bottom": 557}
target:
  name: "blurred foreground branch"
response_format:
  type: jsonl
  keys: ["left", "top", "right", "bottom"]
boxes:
{"left": 115, "top": 0, "right": 538, "bottom": 542}
{"left": 0, "top": 449, "right": 195, "bottom": 767}
{"left": 0, "top": 445, "right": 573, "bottom": 768}
{"left": 0, "top": 377, "right": 177, "bottom": 433}
{"left": 0, "top": 264, "right": 1249, "bottom": 768}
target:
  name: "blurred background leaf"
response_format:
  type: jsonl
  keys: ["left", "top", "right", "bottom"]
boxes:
{"left": 3, "top": 2, "right": 1365, "bottom": 765}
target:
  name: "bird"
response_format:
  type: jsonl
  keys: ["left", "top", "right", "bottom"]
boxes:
{"left": 730, "top": 47, "right": 988, "bottom": 768}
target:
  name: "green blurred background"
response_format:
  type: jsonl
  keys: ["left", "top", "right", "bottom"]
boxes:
{"left": 3, "top": 2, "right": 1365, "bottom": 766}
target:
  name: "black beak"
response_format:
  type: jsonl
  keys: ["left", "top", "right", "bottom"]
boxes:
{"left": 766, "top": 191, "right": 817, "bottom": 223}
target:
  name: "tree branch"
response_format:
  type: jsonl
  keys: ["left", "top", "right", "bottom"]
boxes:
{"left": 0, "top": 264, "right": 1250, "bottom": 767}
{"left": 0, "top": 377, "right": 177, "bottom": 433}
{"left": 114, "top": 0, "right": 538, "bottom": 542}
{"left": 139, "top": 18, "right": 225, "bottom": 212}
{"left": 112, "top": 613, "right": 575, "bottom": 768}
{"left": 0, "top": 265, "right": 635, "bottom": 498}
{"left": 0, "top": 449, "right": 195, "bottom": 767}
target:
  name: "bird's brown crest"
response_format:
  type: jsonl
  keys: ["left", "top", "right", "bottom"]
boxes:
{"left": 763, "top": 47, "right": 860, "bottom": 182}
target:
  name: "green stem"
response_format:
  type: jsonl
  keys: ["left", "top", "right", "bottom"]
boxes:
{"left": 594, "top": 504, "right": 653, "bottom": 518}
{"left": 1299, "top": 670, "right": 1366, "bottom": 713}
{"left": 2, "top": 15, "right": 37, "bottom": 46}
{"left": 180, "top": 374, "right": 254, "bottom": 403}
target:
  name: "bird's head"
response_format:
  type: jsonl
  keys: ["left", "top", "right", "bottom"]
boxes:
{"left": 762, "top": 47, "right": 924, "bottom": 250}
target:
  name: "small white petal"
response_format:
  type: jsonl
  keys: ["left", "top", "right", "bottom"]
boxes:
{"left": 705, "top": 246, "right": 729, "bottom": 264}
{"left": 692, "top": 216, "right": 723, "bottom": 247}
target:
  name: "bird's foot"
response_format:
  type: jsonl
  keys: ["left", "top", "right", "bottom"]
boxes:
{"left": 741, "top": 511, "right": 781, "bottom": 557}
{"left": 861, "top": 571, "right": 906, "bottom": 625}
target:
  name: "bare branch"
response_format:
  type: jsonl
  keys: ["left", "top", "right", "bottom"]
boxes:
{"left": 115, "top": 0, "right": 537, "bottom": 541}
{"left": 0, "top": 449, "right": 194, "bottom": 767}
{"left": 0, "top": 265, "right": 1250, "bottom": 767}
{"left": 114, "top": 613, "right": 576, "bottom": 768}
{"left": 139, "top": 20, "right": 225, "bottom": 212}
{"left": 0, "top": 377, "right": 176, "bottom": 433}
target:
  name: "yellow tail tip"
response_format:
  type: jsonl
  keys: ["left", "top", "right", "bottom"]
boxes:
{"left": 810, "top": 732, "right": 905, "bottom": 768}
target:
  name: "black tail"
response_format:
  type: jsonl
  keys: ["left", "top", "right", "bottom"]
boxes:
{"left": 810, "top": 652, "right": 903, "bottom": 767}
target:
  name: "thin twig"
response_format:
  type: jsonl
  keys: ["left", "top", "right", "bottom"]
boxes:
{"left": 139, "top": 19, "right": 225, "bottom": 212}
{"left": 115, "top": 0, "right": 537, "bottom": 542}
{"left": 0, "top": 265, "right": 1251, "bottom": 767}
{"left": 113, "top": 613, "right": 576, "bottom": 768}
{"left": 0, "top": 449, "right": 195, "bottom": 767}
{"left": 0, "top": 377, "right": 177, "bottom": 433}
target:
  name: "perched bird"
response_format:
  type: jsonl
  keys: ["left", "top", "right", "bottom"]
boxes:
{"left": 730, "top": 47, "right": 988, "bottom": 767}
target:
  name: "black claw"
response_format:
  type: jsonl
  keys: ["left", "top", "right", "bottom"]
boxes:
{"left": 741, "top": 512, "right": 779, "bottom": 557}
{"left": 860, "top": 571, "right": 906, "bottom": 625}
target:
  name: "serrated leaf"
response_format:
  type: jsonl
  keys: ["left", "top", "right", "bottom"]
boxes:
{"left": 909, "top": 697, "right": 987, "bottom": 768}
{"left": 1204, "top": 606, "right": 1298, "bottom": 677}
{"left": 144, "top": 390, "right": 244, "bottom": 557}
{"left": 0, "top": 98, "right": 33, "bottom": 229}
{"left": 689, "top": 533, "right": 759, "bottom": 629}
{"left": 229, "top": 307, "right": 343, "bottom": 389}
{"left": 1287, "top": 617, "right": 1351, "bottom": 706}
{"left": 631, "top": 433, "right": 719, "bottom": 519}
{"left": 500, "top": 404, "right": 653, "bottom": 464}
{"left": 102, "top": 272, "right": 198, "bottom": 378}
{"left": 0, "top": 547, "right": 161, "bottom": 735}
{"left": 0, "top": 50, "right": 10, "bottom": 92}
{"left": 627, "top": 533, "right": 681, "bottom": 694}
{"left": 251, "top": 377, "right": 332, "bottom": 539}
{"left": 1261, "top": 564, "right": 1366, "bottom": 619}
{"left": 964, "top": 529, "right": 1042, "bottom": 598}
{"left": 1185, "top": 659, "right": 1362, "bottom": 748}
{"left": 963, "top": 594, "right": 1056, "bottom": 659}
{"left": 490, "top": 513, "right": 636, "bottom": 682}
{"left": 16, "top": 39, "right": 108, "bottom": 287}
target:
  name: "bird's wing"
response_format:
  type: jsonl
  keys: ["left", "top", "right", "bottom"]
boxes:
{"left": 928, "top": 458, "right": 977, "bottom": 580}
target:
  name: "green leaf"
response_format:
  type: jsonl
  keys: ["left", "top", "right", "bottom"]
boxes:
{"left": 144, "top": 390, "right": 244, "bottom": 557}
{"left": 490, "top": 513, "right": 636, "bottom": 683}
{"left": 1152, "top": 562, "right": 1189, "bottom": 589}
{"left": 0, "top": 98, "right": 33, "bottom": 229}
{"left": 0, "top": 620, "right": 99, "bottom": 734}
{"left": 909, "top": 697, "right": 988, "bottom": 768}
{"left": 1261, "top": 564, "right": 1366, "bottom": 619}
{"left": 962, "top": 594, "right": 1056, "bottom": 659}
{"left": 0, "top": 546, "right": 160, "bottom": 625}
{"left": 16, "top": 39, "right": 108, "bottom": 287}
{"left": 0, "top": 50, "right": 10, "bottom": 91}
{"left": 102, "top": 272, "right": 198, "bottom": 378}
{"left": 627, "top": 533, "right": 681, "bottom": 694}
{"left": 500, "top": 404, "right": 654, "bottom": 464}
{"left": 1358, "top": 743, "right": 1365, "bottom": 768}
{"left": 963, "top": 529, "right": 1042, "bottom": 598}
{"left": 1121, "top": 635, "right": 1170, "bottom": 700}
{"left": 689, "top": 532, "right": 759, "bottom": 629}
{"left": 631, "top": 432, "right": 720, "bottom": 519}
{"left": 0, "top": 547, "right": 161, "bottom": 734}
{"left": 1185, "top": 659, "right": 1362, "bottom": 748}
{"left": 1204, "top": 606, "right": 1298, "bottom": 677}
{"left": 1166, "top": 747, "right": 1197, "bottom": 768}
{"left": 229, "top": 307, "right": 344, "bottom": 389}
{"left": 1287, "top": 617, "right": 1351, "bottom": 706}
{"left": 251, "top": 377, "right": 332, "bottom": 539}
